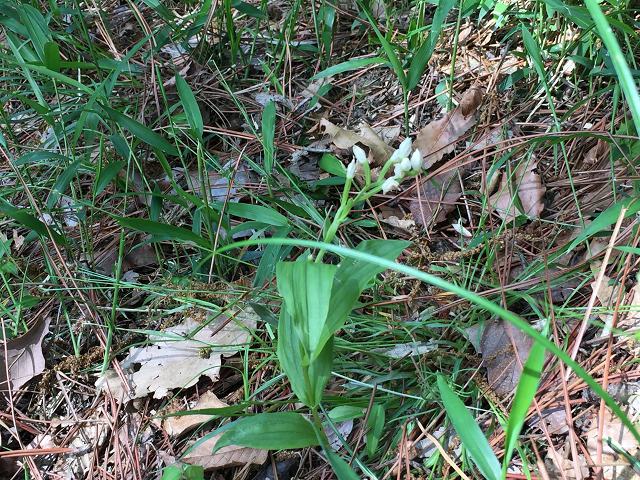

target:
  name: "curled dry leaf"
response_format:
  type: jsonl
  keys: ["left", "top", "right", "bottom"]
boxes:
{"left": 488, "top": 158, "right": 545, "bottom": 222}
{"left": 318, "top": 118, "right": 395, "bottom": 167}
{"left": 97, "top": 307, "right": 257, "bottom": 400}
{"left": 183, "top": 433, "right": 268, "bottom": 470}
{"left": 408, "top": 169, "right": 461, "bottom": 227}
{"left": 164, "top": 391, "right": 228, "bottom": 436}
{"left": 0, "top": 317, "right": 50, "bottom": 395}
{"left": 465, "top": 319, "right": 537, "bottom": 396}
{"left": 414, "top": 87, "right": 483, "bottom": 169}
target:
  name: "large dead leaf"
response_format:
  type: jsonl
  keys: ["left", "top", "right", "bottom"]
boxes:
{"left": 318, "top": 119, "right": 395, "bottom": 167}
{"left": 465, "top": 319, "right": 535, "bottom": 396}
{"left": 97, "top": 307, "right": 256, "bottom": 400}
{"left": 585, "top": 407, "right": 640, "bottom": 479}
{"left": 0, "top": 317, "right": 50, "bottom": 395}
{"left": 183, "top": 433, "right": 268, "bottom": 470}
{"left": 164, "top": 391, "right": 228, "bottom": 436}
{"left": 408, "top": 169, "right": 462, "bottom": 227}
{"left": 414, "top": 87, "right": 483, "bottom": 169}
{"left": 488, "top": 158, "right": 545, "bottom": 222}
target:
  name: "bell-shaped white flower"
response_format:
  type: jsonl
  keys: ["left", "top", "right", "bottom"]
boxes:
{"left": 388, "top": 137, "right": 412, "bottom": 164}
{"left": 393, "top": 157, "right": 412, "bottom": 179}
{"left": 410, "top": 149, "right": 422, "bottom": 171}
{"left": 346, "top": 160, "right": 357, "bottom": 179}
{"left": 353, "top": 145, "right": 367, "bottom": 164}
{"left": 381, "top": 177, "right": 400, "bottom": 194}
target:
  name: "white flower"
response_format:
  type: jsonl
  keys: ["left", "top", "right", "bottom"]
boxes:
{"left": 410, "top": 149, "right": 422, "bottom": 171}
{"left": 353, "top": 145, "right": 367, "bottom": 164}
{"left": 381, "top": 177, "right": 400, "bottom": 194}
{"left": 389, "top": 137, "right": 412, "bottom": 163}
{"left": 393, "top": 157, "right": 412, "bottom": 179}
{"left": 346, "top": 160, "right": 357, "bottom": 179}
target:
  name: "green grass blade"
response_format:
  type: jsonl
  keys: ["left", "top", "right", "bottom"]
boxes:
{"left": 407, "top": 0, "right": 455, "bottom": 91}
{"left": 437, "top": 375, "right": 501, "bottom": 480}
{"left": 47, "top": 159, "right": 84, "bottom": 209}
{"left": 585, "top": 0, "right": 640, "bottom": 136}
{"left": 261, "top": 100, "right": 276, "bottom": 174}
{"left": 175, "top": 73, "right": 203, "bottom": 139}
{"left": 311, "top": 57, "right": 386, "bottom": 80}
{"left": 116, "top": 217, "right": 208, "bottom": 248}
{"left": 210, "top": 202, "right": 289, "bottom": 227}
{"left": 43, "top": 41, "right": 60, "bottom": 73}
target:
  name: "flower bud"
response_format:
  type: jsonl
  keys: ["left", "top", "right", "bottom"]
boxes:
{"left": 389, "top": 137, "right": 412, "bottom": 163}
{"left": 353, "top": 145, "right": 367, "bottom": 164}
{"left": 382, "top": 177, "right": 400, "bottom": 194}
{"left": 346, "top": 160, "right": 357, "bottom": 179}
{"left": 410, "top": 149, "right": 422, "bottom": 171}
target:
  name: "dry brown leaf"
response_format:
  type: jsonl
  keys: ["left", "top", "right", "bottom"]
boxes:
{"left": 414, "top": 87, "right": 483, "bottom": 169}
{"left": 183, "top": 433, "right": 268, "bottom": 470}
{"left": 488, "top": 159, "right": 545, "bottom": 222}
{"left": 164, "top": 391, "right": 228, "bottom": 436}
{"left": 465, "top": 319, "right": 536, "bottom": 396}
{"left": 97, "top": 307, "right": 257, "bottom": 400}
{"left": 318, "top": 119, "right": 395, "bottom": 167}
{"left": 0, "top": 317, "right": 50, "bottom": 395}
{"left": 544, "top": 444, "right": 590, "bottom": 480}
{"left": 408, "top": 169, "right": 462, "bottom": 227}
{"left": 585, "top": 407, "right": 640, "bottom": 479}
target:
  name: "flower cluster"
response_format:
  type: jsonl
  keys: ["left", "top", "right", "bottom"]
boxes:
{"left": 381, "top": 138, "right": 422, "bottom": 194}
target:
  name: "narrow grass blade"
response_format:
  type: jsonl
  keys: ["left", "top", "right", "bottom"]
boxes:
{"left": 261, "top": 100, "right": 276, "bottom": 174}
{"left": 213, "top": 412, "right": 319, "bottom": 451}
{"left": 94, "top": 161, "right": 125, "bottom": 195}
{"left": 325, "top": 450, "right": 360, "bottom": 480}
{"left": 503, "top": 322, "right": 548, "bottom": 473}
{"left": 210, "top": 202, "right": 289, "bottom": 227}
{"left": 437, "top": 375, "right": 501, "bottom": 480}
{"left": 175, "top": 73, "right": 203, "bottom": 139}
{"left": 48, "top": 159, "right": 84, "bottom": 209}
{"left": 231, "top": 0, "right": 267, "bottom": 19}
{"left": 585, "top": 0, "right": 640, "bottom": 136}
{"left": 116, "top": 217, "right": 208, "bottom": 247}
{"left": 43, "top": 41, "right": 60, "bottom": 73}
{"left": 407, "top": 0, "right": 455, "bottom": 90}
{"left": 311, "top": 57, "right": 386, "bottom": 80}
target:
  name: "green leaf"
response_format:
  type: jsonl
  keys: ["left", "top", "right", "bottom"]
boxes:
{"left": 211, "top": 202, "right": 289, "bottom": 227}
{"left": 161, "top": 466, "right": 182, "bottom": 480}
{"left": 101, "top": 105, "right": 178, "bottom": 156}
{"left": 311, "top": 57, "right": 386, "bottom": 80}
{"left": 94, "top": 161, "right": 125, "bottom": 195}
{"left": 407, "top": 0, "right": 455, "bottom": 90}
{"left": 48, "top": 159, "right": 84, "bottom": 209}
{"left": 319, "top": 153, "right": 346, "bottom": 177}
{"left": 365, "top": 404, "right": 385, "bottom": 457}
{"left": 503, "top": 321, "right": 548, "bottom": 474}
{"left": 261, "top": 100, "right": 276, "bottom": 174}
{"left": 437, "top": 375, "right": 501, "bottom": 480}
{"left": 213, "top": 412, "right": 319, "bottom": 451}
{"left": 277, "top": 261, "right": 337, "bottom": 359}
{"left": 43, "top": 41, "right": 60, "bottom": 73}
{"left": 0, "top": 198, "right": 66, "bottom": 245}
{"left": 277, "top": 306, "right": 333, "bottom": 407}
{"left": 254, "top": 226, "right": 292, "bottom": 288}
{"left": 183, "top": 465, "right": 204, "bottom": 480}
{"left": 116, "top": 217, "right": 208, "bottom": 247}
{"left": 230, "top": 0, "right": 267, "bottom": 19}
{"left": 150, "top": 183, "right": 162, "bottom": 221}
{"left": 567, "top": 197, "right": 640, "bottom": 252}
{"left": 325, "top": 450, "right": 360, "bottom": 480}
{"left": 175, "top": 73, "right": 203, "bottom": 139}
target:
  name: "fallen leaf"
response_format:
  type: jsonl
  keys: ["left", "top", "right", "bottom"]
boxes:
{"left": 183, "top": 433, "right": 268, "bottom": 470}
{"left": 488, "top": 158, "right": 545, "bottom": 222}
{"left": 374, "top": 341, "right": 438, "bottom": 358}
{"left": 0, "top": 317, "right": 50, "bottom": 395}
{"left": 12, "top": 230, "right": 24, "bottom": 251}
{"left": 414, "top": 87, "right": 483, "bottom": 169}
{"left": 408, "top": 169, "right": 462, "bottom": 226}
{"left": 318, "top": 119, "right": 395, "bottom": 167}
{"left": 97, "top": 307, "right": 257, "bottom": 400}
{"left": 585, "top": 407, "right": 640, "bottom": 480}
{"left": 544, "top": 444, "right": 589, "bottom": 480}
{"left": 465, "top": 319, "right": 536, "bottom": 396}
{"left": 325, "top": 419, "right": 354, "bottom": 451}
{"left": 164, "top": 391, "right": 228, "bottom": 436}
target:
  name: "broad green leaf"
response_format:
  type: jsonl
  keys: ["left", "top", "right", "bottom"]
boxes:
{"left": 437, "top": 375, "right": 501, "bottom": 480}
{"left": 94, "top": 161, "right": 125, "bottom": 195}
{"left": 231, "top": 0, "right": 267, "bottom": 19}
{"left": 277, "top": 261, "right": 336, "bottom": 359}
{"left": 14, "top": 151, "right": 72, "bottom": 166}
{"left": 48, "top": 159, "right": 84, "bottom": 208}
{"left": 277, "top": 306, "right": 333, "bottom": 407}
{"left": 150, "top": 183, "right": 162, "bottom": 221}
{"left": 0, "top": 198, "right": 66, "bottom": 245}
{"left": 311, "top": 57, "right": 386, "bottom": 80}
{"left": 319, "top": 153, "right": 346, "bottom": 177}
{"left": 567, "top": 197, "right": 640, "bottom": 251}
{"left": 43, "top": 41, "right": 60, "bottom": 73}
{"left": 175, "top": 73, "right": 203, "bottom": 139}
{"left": 161, "top": 466, "right": 182, "bottom": 480}
{"left": 323, "top": 240, "right": 408, "bottom": 349}
{"left": 116, "top": 217, "right": 208, "bottom": 247}
{"left": 365, "top": 403, "right": 385, "bottom": 457}
{"left": 213, "top": 412, "right": 318, "bottom": 451}
{"left": 503, "top": 321, "right": 548, "bottom": 474}
{"left": 325, "top": 450, "right": 360, "bottom": 480}
{"left": 407, "top": 0, "right": 455, "bottom": 90}
{"left": 261, "top": 100, "right": 276, "bottom": 173}
{"left": 210, "top": 202, "right": 288, "bottom": 227}
{"left": 254, "top": 226, "right": 292, "bottom": 288}
{"left": 102, "top": 105, "right": 178, "bottom": 156}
